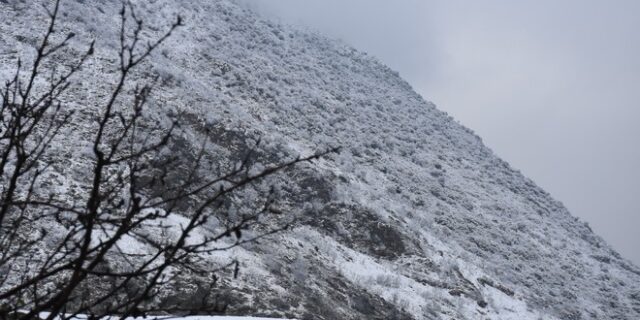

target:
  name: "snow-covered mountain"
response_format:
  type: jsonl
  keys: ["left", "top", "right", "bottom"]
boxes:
{"left": 1, "top": 0, "right": 639, "bottom": 319}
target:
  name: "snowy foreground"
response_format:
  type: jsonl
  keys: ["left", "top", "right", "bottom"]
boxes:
{"left": 39, "top": 313, "right": 293, "bottom": 320}
{"left": 2, "top": 0, "right": 640, "bottom": 319}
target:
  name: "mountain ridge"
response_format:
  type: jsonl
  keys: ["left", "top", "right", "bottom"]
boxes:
{"left": 1, "top": 0, "right": 639, "bottom": 319}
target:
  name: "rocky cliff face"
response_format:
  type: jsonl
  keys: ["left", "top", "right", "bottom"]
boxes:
{"left": 1, "top": 1, "right": 639, "bottom": 319}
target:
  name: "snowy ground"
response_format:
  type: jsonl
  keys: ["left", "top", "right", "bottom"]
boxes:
{"left": 38, "top": 313, "right": 293, "bottom": 320}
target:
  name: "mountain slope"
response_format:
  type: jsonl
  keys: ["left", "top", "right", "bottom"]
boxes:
{"left": 1, "top": 0, "right": 639, "bottom": 319}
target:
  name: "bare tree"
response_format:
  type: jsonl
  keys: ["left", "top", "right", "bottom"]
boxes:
{"left": 0, "top": 1, "right": 337, "bottom": 319}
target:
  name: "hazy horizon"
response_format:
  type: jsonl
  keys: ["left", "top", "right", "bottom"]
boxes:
{"left": 241, "top": 0, "right": 640, "bottom": 265}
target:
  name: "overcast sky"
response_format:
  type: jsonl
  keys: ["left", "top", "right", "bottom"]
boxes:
{"left": 241, "top": 0, "right": 640, "bottom": 265}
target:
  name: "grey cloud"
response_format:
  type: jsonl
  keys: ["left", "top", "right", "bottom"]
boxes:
{"left": 241, "top": 0, "right": 640, "bottom": 265}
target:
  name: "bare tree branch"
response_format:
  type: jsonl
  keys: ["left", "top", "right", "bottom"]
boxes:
{"left": 0, "top": 1, "right": 338, "bottom": 319}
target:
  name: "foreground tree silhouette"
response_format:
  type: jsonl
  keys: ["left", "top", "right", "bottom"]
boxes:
{"left": 0, "top": 1, "right": 336, "bottom": 319}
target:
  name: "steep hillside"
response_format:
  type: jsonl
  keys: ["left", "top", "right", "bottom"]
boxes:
{"left": 1, "top": 0, "right": 639, "bottom": 319}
